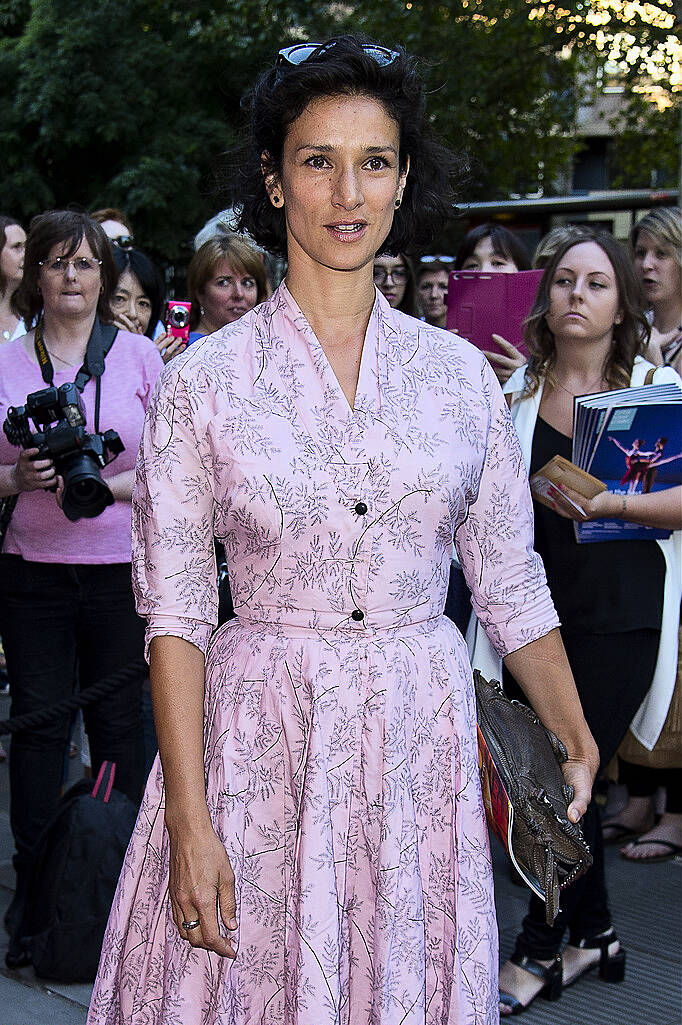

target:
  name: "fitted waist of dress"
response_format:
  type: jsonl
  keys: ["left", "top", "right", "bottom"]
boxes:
{"left": 231, "top": 606, "right": 451, "bottom": 641}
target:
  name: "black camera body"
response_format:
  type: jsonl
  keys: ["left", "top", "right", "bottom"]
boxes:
{"left": 3, "top": 383, "right": 124, "bottom": 522}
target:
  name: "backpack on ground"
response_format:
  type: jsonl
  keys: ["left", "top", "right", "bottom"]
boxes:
{"left": 20, "top": 760, "right": 137, "bottom": 982}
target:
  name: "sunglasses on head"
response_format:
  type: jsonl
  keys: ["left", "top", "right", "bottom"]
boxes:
{"left": 111, "top": 235, "right": 135, "bottom": 251}
{"left": 420, "top": 255, "right": 455, "bottom": 264}
{"left": 277, "top": 42, "right": 399, "bottom": 67}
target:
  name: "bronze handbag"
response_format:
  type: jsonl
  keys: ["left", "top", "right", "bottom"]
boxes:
{"left": 474, "top": 670, "right": 593, "bottom": 924}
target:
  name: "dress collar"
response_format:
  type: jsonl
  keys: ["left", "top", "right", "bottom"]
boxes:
{"left": 258, "top": 280, "right": 419, "bottom": 461}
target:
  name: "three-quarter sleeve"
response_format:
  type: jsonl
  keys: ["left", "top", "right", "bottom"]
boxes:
{"left": 132, "top": 361, "right": 218, "bottom": 660}
{"left": 455, "top": 357, "right": 559, "bottom": 658}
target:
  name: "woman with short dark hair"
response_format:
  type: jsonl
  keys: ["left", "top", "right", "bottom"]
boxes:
{"left": 0, "top": 210, "right": 163, "bottom": 967}
{"left": 454, "top": 222, "right": 530, "bottom": 273}
{"left": 372, "top": 251, "right": 419, "bottom": 316}
{"left": 111, "top": 246, "right": 164, "bottom": 340}
{"left": 89, "top": 38, "right": 596, "bottom": 1023}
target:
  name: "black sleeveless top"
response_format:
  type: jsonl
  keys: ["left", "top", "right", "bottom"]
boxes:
{"left": 530, "top": 416, "right": 665, "bottom": 635}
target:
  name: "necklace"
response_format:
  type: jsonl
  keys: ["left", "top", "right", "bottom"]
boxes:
{"left": 553, "top": 375, "right": 605, "bottom": 397}
{"left": 45, "top": 346, "right": 79, "bottom": 368}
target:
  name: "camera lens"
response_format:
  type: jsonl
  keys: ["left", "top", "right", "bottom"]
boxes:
{"left": 72, "top": 478, "right": 100, "bottom": 503}
{"left": 168, "top": 305, "right": 190, "bottom": 328}
{"left": 59, "top": 452, "right": 114, "bottom": 521}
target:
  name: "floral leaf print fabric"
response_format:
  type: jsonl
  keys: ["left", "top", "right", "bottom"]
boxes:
{"left": 88, "top": 283, "right": 559, "bottom": 1025}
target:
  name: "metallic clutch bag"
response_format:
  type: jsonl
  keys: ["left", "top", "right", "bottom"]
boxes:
{"left": 474, "top": 670, "right": 593, "bottom": 924}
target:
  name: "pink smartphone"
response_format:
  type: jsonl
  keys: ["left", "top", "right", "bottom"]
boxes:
{"left": 446, "top": 269, "right": 543, "bottom": 358}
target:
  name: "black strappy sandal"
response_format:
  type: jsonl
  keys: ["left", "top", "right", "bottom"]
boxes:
{"left": 564, "top": 927, "right": 626, "bottom": 986}
{"left": 499, "top": 952, "right": 562, "bottom": 1016}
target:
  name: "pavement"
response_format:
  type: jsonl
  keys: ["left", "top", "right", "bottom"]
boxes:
{"left": 0, "top": 688, "right": 680, "bottom": 1024}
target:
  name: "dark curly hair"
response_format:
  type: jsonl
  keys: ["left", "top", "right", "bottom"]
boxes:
{"left": 13, "top": 210, "right": 116, "bottom": 329}
{"left": 522, "top": 229, "right": 649, "bottom": 397}
{"left": 234, "top": 35, "right": 461, "bottom": 258}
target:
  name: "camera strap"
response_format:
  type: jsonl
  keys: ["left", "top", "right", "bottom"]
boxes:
{"left": 34, "top": 317, "right": 118, "bottom": 433}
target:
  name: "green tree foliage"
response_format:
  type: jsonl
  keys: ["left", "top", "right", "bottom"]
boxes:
{"left": 0, "top": 0, "right": 309, "bottom": 256}
{"left": 0, "top": 1, "right": 677, "bottom": 258}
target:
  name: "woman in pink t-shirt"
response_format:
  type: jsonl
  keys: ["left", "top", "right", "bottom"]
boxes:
{"left": 0, "top": 210, "right": 163, "bottom": 968}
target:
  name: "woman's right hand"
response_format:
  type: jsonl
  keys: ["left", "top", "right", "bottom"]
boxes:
{"left": 12, "top": 448, "right": 58, "bottom": 492}
{"left": 112, "top": 311, "right": 144, "bottom": 335}
{"left": 155, "top": 330, "right": 187, "bottom": 364}
{"left": 167, "top": 818, "right": 238, "bottom": 958}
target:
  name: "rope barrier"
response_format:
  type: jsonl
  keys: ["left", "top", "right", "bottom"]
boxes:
{"left": 0, "top": 658, "right": 147, "bottom": 736}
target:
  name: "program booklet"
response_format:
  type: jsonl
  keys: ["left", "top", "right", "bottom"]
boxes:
{"left": 534, "top": 382, "right": 682, "bottom": 543}
{"left": 530, "top": 455, "right": 606, "bottom": 517}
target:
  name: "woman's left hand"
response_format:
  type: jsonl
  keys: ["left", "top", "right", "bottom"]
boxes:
{"left": 55, "top": 476, "right": 65, "bottom": 508}
{"left": 561, "top": 750, "right": 599, "bottom": 823}
{"left": 483, "top": 335, "right": 525, "bottom": 385}
{"left": 545, "top": 482, "right": 617, "bottom": 521}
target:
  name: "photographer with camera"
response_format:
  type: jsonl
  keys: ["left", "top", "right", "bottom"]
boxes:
{"left": 0, "top": 210, "right": 163, "bottom": 967}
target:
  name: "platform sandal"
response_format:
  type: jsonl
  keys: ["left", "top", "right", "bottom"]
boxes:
{"left": 563, "top": 927, "right": 626, "bottom": 987}
{"left": 499, "top": 953, "right": 562, "bottom": 1015}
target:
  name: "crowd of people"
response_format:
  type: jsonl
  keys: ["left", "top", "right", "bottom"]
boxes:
{"left": 0, "top": 33, "right": 680, "bottom": 1025}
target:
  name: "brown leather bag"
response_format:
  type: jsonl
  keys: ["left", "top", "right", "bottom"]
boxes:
{"left": 474, "top": 670, "right": 593, "bottom": 924}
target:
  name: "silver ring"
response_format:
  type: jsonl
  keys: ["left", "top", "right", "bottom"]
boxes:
{"left": 182, "top": 919, "right": 200, "bottom": 930}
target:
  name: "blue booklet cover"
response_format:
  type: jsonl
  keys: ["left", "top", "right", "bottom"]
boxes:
{"left": 574, "top": 391, "right": 682, "bottom": 542}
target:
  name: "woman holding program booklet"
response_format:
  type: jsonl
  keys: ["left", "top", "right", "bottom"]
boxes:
{"left": 468, "top": 228, "right": 682, "bottom": 1015}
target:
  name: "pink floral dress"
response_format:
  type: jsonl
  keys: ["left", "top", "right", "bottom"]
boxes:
{"left": 88, "top": 283, "right": 558, "bottom": 1025}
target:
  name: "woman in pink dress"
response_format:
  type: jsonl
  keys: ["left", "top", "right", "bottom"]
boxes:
{"left": 88, "top": 36, "right": 597, "bottom": 1025}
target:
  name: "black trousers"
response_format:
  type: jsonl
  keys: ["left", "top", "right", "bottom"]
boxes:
{"left": 504, "top": 628, "right": 661, "bottom": 958}
{"left": 619, "top": 759, "right": 682, "bottom": 814}
{"left": 0, "top": 556, "right": 146, "bottom": 875}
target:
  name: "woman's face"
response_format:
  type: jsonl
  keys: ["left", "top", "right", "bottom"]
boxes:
{"left": 460, "top": 235, "right": 518, "bottom": 272}
{"left": 199, "top": 259, "right": 259, "bottom": 327}
{"left": 111, "top": 268, "right": 153, "bottom": 335}
{"left": 1, "top": 224, "right": 26, "bottom": 292}
{"left": 545, "top": 241, "right": 622, "bottom": 347}
{"left": 272, "top": 93, "right": 408, "bottom": 275}
{"left": 373, "top": 255, "right": 408, "bottom": 307}
{"left": 38, "top": 238, "right": 102, "bottom": 321}
{"left": 633, "top": 229, "right": 681, "bottom": 307}
{"left": 418, "top": 269, "right": 449, "bottom": 324}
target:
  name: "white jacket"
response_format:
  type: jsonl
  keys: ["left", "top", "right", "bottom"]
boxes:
{"left": 467, "top": 356, "right": 681, "bottom": 750}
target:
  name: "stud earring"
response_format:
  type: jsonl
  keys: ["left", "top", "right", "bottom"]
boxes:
{"left": 272, "top": 193, "right": 283, "bottom": 207}
{"left": 394, "top": 197, "right": 402, "bottom": 209}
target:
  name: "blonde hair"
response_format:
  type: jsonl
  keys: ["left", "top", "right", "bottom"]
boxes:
{"left": 188, "top": 234, "right": 270, "bottom": 329}
{"left": 532, "top": 225, "right": 591, "bottom": 270}
{"left": 630, "top": 207, "right": 682, "bottom": 272}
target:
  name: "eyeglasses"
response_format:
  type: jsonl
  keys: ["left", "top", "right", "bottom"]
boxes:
{"left": 38, "top": 257, "right": 103, "bottom": 276}
{"left": 277, "top": 42, "right": 399, "bottom": 67}
{"left": 420, "top": 255, "right": 455, "bottom": 264}
{"left": 373, "top": 266, "right": 408, "bottom": 285}
{"left": 111, "top": 235, "right": 135, "bottom": 251}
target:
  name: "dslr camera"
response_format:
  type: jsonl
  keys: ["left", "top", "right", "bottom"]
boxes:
{"left": 3, "top": 383, "right": 124, "bottom": 522}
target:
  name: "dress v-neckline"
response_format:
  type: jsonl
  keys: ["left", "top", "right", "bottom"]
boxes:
{"left": 279, "top": 279, "right": 379, "bottom": 418}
